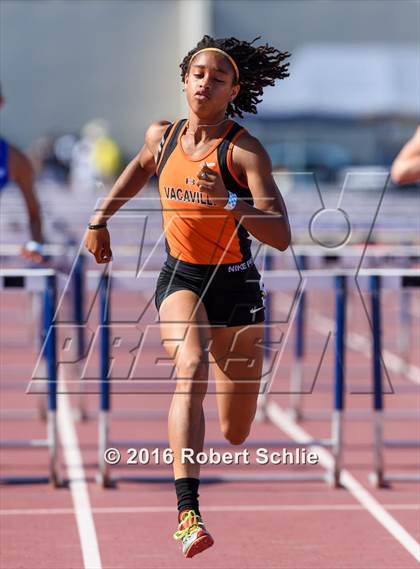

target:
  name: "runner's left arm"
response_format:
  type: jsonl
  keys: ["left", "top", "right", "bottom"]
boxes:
{"left": 197, "top": 133, "right": 291, "bottom": 251}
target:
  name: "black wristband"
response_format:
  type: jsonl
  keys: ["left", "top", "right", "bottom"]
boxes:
{"left": 88, "top": 222, "right": 107, "bottom": 230}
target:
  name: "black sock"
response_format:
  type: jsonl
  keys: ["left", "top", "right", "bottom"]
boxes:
{"left": 175, "top": 477, "right": 201, "bottom": 520}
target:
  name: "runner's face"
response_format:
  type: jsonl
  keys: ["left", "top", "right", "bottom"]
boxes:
{"left": 184, "top": 52, "right": 240, "bottom": 118}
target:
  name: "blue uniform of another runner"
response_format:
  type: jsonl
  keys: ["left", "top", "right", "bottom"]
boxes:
{"left": 0, "top": 138, "right": 9, "bottom": 191}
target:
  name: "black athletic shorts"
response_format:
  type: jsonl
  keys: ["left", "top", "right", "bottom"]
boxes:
{"left": 154, "top": 254, "right": 266, "bottom": 327}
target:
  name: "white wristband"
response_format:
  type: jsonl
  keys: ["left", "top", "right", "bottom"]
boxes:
{"left": 25, "top": 240, "right": 44, "bottom": 255}
{"left": 224, "top": 191, "right": 237, "bottom": 211}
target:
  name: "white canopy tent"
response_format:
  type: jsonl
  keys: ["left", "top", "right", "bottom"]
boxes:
{"left": 259, "top": 44, "right": 420, "bottom": 119}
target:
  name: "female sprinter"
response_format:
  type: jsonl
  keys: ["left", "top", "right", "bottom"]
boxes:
{"left": 85, "top": 35, "right": 291, "bottom": 559}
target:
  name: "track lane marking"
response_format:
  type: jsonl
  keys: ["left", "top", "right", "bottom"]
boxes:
{"left": 1, "top": 504, "right": 419, "bottom": 516}
{"left": 57, "top": 370, "right": 102, "bottom": 569}
{"left": 266, "top": 401, "right": 420, "bottom": 562}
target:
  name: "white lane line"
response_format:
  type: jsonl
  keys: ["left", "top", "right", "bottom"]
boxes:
{"left": 57, "top": 371, "right": 102, "bottom": 569}
{"left": 2, "top": 504, "right": 419, "bottom": 516}
{"left": 266, "top": 401, "right": 420, "bottom": 562}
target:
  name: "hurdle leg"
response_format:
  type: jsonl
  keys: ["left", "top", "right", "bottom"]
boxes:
{"left": 45, "top": 274, "right": 61, "bottom": 487}
{"left": 330, "top": 275, "right": 346, "bottom": 488}
{"left": 369, "top": 275, "right": 385, "bottom": 487}
{"left": 398, "top": 287, "right": 411, "bottom": 373}
{"left": 256, "top": 300, "right": 270, "bottom": 422}
{"left": 33, "top": 290, "right": 48, "bottom": 421}
{"left": 97, "top": 274, "right": 113, "bottom": 487}
{"left": 256, "top": 252, "right": 272, "bottom": 422}
{"left": 47, "top": 410, "right": 59, "bottom": 487}
{"left": 72, "top": 254, "right": 88, "bottom": 421}
{"left": 98, "top": 409, "right": 110, "bottom": 485}
{"left": 289, "top": 255, "right": 306, "bottom": 421}
{"left": 289, "top": 291, "right": 305, "bottom": 421}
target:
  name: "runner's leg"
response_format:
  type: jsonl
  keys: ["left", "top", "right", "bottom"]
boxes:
{"left": 210, "top": 324, "right": 264, "bottom": 444}
{"left": 159, "top": 290, "right": 210, "bottom": 480}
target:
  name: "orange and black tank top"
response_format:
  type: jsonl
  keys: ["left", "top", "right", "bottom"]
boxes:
{"left": 155, "top": 119, "right": 254, "bottom": 266}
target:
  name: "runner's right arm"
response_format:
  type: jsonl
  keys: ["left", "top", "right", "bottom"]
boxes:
{"left": 85, "top": 121, "right": 170, "bottom": 263}
{"left": 9, "top": 145, "right": 43, "bottom": 244}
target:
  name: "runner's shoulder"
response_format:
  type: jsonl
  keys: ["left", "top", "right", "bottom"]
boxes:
{"left": 231, "top": 129, "right": 272, "bottom": 173}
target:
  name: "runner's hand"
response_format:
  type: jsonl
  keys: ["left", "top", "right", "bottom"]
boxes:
{"left": 20, "top": 241, "right": 44, "bottom": 264}
{"left": 196, "top": 162, "right": 229, "bottom": 207}
{"left": 85, "top": 227, "right": 113, "bottom": 264}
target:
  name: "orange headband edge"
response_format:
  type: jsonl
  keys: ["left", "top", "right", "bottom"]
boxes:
{"left": 189, "top": 48, "right": 240, "bottom": 82}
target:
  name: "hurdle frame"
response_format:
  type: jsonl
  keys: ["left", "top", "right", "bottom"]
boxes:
{"left": 285, "top": 253, "right": 419, "bottom": 423}
{"left": 258, "top": 264, "right": 420, "bottom": 486}
{"left": 0, "top": 248, "right": 86, "bottom": 423}
{"left": 368, "top": 271, "right": 420, "bottom": 487}
{"left": 288, "top": 254, "right": 307, "bottom": 421}
{"left": 0, "top": 269, "right": 60, "bottom": 486}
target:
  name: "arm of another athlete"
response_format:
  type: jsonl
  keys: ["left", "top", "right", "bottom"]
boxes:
{"left": 8, "top": 145, "right": 43, "bottom": 244}
{"left": 390, "top": 126, "right": 420, "bottom": 185}
{"left": 86, "top": 120, "right": 170, "bottom": 263}
{"left": 231, "top": 133, "right": 291, "bottom": 251}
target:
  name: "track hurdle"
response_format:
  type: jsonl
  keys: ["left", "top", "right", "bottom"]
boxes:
{"left": 265, "top": 264, "right": 419, "bottom": 482}
{"left": 90, "top": 268, "right": 348, "bottom": 488}
{"left": 0, "top": 268, "right": 60, "bottom": 486}
{"left": 366, "top": 269, "right": 420, "bottom": 487}
{"left": 255, "top": 252, "right": 273, "bottom": 422}
{"left": 285, "top": 253, "right": 419, "bottom": 423}
{"left": 288, "top": 254, "right": 307, "bottom": 421}
{"left": 0, "top": 249, "right": 86, "bottom": 423}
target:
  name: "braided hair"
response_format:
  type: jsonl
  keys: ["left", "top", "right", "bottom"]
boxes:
{"left": 180, "top": 35, "right": 291, "bottom": 118}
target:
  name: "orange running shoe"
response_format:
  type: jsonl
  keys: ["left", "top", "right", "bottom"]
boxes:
{"left": 173, "top": 509, "right": 214, "bottom": 558}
